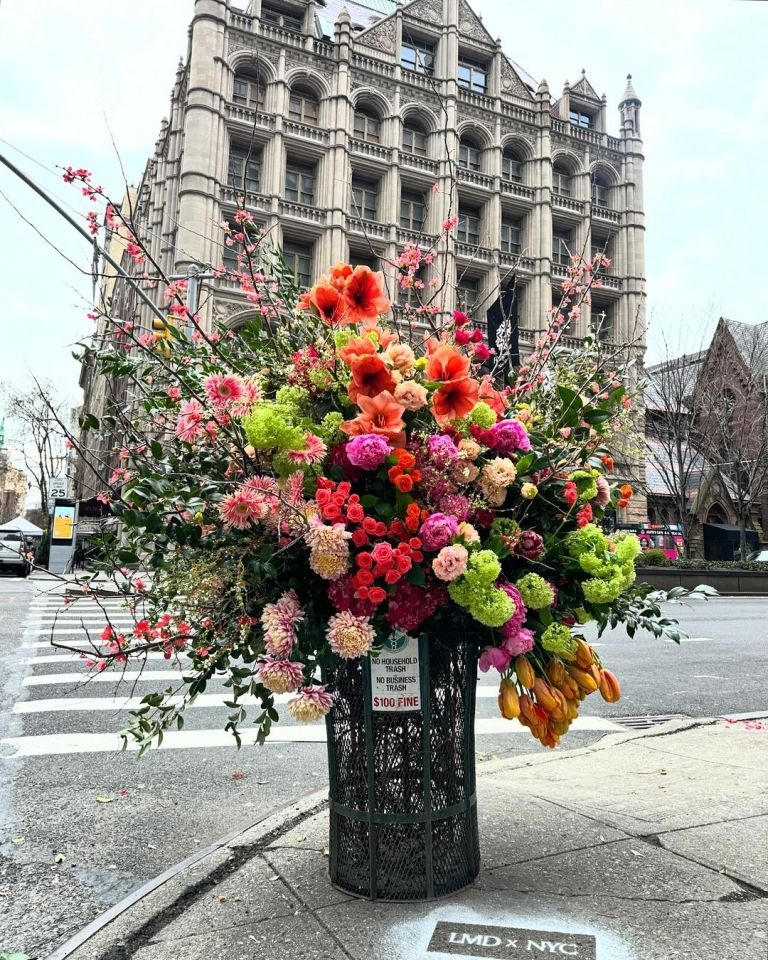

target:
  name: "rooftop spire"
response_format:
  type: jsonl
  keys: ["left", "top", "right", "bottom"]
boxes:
{"left": 620, "top": 73, "right": 640, "bottom": 104}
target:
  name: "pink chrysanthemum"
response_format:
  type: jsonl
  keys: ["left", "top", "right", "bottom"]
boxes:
{"left": 258, "top": 657, "right": 304, "bottom": 694}
{"left": 326, "top": 611, "right": 375, "bottom": 659}
{"left": 288, "top": 432, "right": 327, "bottom": 465}
{"left": 305, "top": 520, "right": 352, "bottom": 555}
{"left": 261, "top": 590, "right": 304, "bottom": 658}
{"left": 218, "top": 488, "right": 265, "bottom": 529}
{"left": 203, "top": 373, "right": 245, "bottom": 407}
{"left": 243, "top": 475, "right": 278, "bottom": 495}
{"left": 288, "top": 685, "right": 334, "bottom": 723}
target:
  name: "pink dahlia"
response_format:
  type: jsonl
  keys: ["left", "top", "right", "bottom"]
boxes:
{"left": 288, "top": 685, "right": 334, "bottom": 723}
{"left": 326, "top": 611, "right": 375, "bottom": 659}
{"left": 419, "top": 513, "right": 459, "bottom": 552}
{"left": 218, "top": 488, "right": 265, "bottom": 529}
{"left": 259, "top": 657, "right": 304, "bottom": 694}
{"left": 261, "top": 590, "right": 304, "bottom": 658}
{"left": 345, "top": 434, "right": 392, "bottom": 470}
{"left": 288, "top": 432, "right": 327, "bottom": 465}
{"left": 203, "top": 373, "right": 245, "bottom": 407}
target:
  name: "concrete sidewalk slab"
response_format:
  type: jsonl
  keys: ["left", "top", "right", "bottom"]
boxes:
{"left": 48, "top": 721, "right": 768, "bottom": 960}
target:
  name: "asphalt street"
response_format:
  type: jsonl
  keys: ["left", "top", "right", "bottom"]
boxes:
{"left": 0, "top": 575, "right": 766, "bottom": 957}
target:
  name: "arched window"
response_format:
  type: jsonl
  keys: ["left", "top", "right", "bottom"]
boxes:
{"left": 591, "top": 172, "right": 611, "bottom": 208}
{"left": 288, "top": 85, "right": 319, "bottom": 125}
{"left": 552, "top": 162, "right": 572, "bottom": 197}
{"left": 353, "top": 105, "right": 381, "bottom": 144}
{"left": 402, "top": 119, "right": 428, "bottom": 157}
{"left": 458, "top": 136, "right": 482, "bottom": 172}
{"left": 502, "top": 148, "right": 524, "bottom": 183}
{"left": 233, "top": 70, "right": 265, "bottom": 109}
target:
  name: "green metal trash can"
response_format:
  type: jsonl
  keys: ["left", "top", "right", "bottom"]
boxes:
{"left": 324, "top": 625, "right": 480, "bottom": 900}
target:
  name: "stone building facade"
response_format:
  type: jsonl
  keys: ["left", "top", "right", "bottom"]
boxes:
{"left": 80, "top": 0, "right": 647, "bottom": 515}
{"left": 0, "top": 449, "right": 28, "bottom": 525}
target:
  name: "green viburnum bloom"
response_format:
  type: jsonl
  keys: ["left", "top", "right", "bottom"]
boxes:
{"left": 463, "top": 549, "right": 502, "bottom": 587}
{"left": 242, "top": 402, "right": 306, "bottom": 451}
{"left": 516, "top": 572, "right": 555, "bottom": 610}
{"left": 467, "top": 588, "right": 515, "bottom": 628}
{"left": 541, "top": 622, "right": 579, "bottom": 657}
{"left": 274, "top": 385, "right": 309, "bottom": 413}
{"left": 468, "top": 402, "right": 496, "bottom": 428}
{"left": 318, "top": 411, "right": 344, "bottom": 443}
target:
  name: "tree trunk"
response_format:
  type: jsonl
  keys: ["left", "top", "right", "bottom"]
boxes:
{"left": 739, "top": 512, "right": 749, "bottom": 561}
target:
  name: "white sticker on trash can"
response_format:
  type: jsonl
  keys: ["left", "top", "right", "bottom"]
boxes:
{"left": 371, "top": 632, "right": 421, "bottom": 712}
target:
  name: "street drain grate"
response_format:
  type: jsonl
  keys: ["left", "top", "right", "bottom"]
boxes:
{"left": 612, "top": 714, "right": 685, "bottom": 731}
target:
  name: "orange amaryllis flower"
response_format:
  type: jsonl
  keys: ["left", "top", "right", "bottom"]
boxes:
{"left": 432, "top": 377, "right": 480, "bottom": 422}
{"left": 307, "top": 278, "right": 349, "bottom": 326}
{"left": 426, "top": 345, "right": 471, "bottom": 384}
{"left": 478, "top": 376, "right": 509, "bottom": 417}
{"left": 348, "top": 354, "right": 397, "bottom": 402}
{"left": 344, "top": 266, "right": 390, "bottom": 326}
{"left": 330, "top": 262, "right": 353, "bottom": 284}
{"left": 339, "top": 334, "right": 378, "bottom": 366}
{"left": 340, "top": 391, "right": 406, "bottom": 447}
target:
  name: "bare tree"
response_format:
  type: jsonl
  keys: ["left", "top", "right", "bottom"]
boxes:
{"left": 1, "top": 380, "right": 68, "bottom": 522}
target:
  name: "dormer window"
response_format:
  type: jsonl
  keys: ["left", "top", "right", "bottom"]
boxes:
{"left": 401, "top": 40, "right": 435, "bottom": 75}
{"left": 458, "top": 137, "right": 482, "bottom": 172}
{"left": 569, "top": 109, "right": 594, "bottom": 129}
{"left": 458, "top": 57, "right": 487, "bottom": 94}
{"left": 353, "top": 106, "right": 381, "bottom": 144}
{"left": 261, "top": 5, "right": 303, "bottom": 31}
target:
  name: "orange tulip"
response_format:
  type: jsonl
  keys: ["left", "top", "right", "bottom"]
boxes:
{"left": 432, "top": 377, "right": 480, "bottom": 422}
{"left": 347, "top": 355, "right": 396, "bottom": 403}
{"left": 344, "top": 266, "right": 390, "bottom": 325}
{"left": 426, "top": 345, "right": 471, "bottom": 384}
{"left": 340, "top": 390, "right": 406, "bottom": 447}
{"left": 619, "top": 483, "right": 633, "bottom": 500}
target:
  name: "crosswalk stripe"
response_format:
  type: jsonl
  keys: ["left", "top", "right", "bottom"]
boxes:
{"left": 24, "top": 653, "right": 188, "bottom": 665}
{"left": 15, "top": 685, "right": 505, "bottom": 711}
{"left": 24, "top": 670, "right": 186, "bottom": 686}
{"left": 0, "top": 716, "right": 623, "bottom": 757}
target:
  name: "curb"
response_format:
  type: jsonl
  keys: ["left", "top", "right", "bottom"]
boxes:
{"left": 44, "top": 788, "right": 328, "bottom": 960}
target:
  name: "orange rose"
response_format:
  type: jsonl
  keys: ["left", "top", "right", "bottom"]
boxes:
{"left": 394, "top": 475, "right": 413, "bottom": 493}
{"left": 619, "top": 483, "right": 633, "bottom": 499}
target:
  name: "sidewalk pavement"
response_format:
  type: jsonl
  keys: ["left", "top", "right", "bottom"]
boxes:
{"left": 48, "top": 719, "right": 768, "bottom": 960}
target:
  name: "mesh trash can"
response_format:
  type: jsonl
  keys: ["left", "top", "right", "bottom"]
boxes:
{"left": 324, "top": 626, "right": 480, "bottom": 900}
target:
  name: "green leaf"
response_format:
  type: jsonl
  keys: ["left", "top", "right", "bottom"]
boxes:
{"left": 406, "top": 565, "right": 426, "bottom": 586}
{"left": 150, "top": 440, "right": 164, "bottom": 459}
{"left": 95, "top": 796, "right": 114, "bottom": 804}
{"left": 117, "top": 548, "right": 139, "bottom": 565}
{"left": 557, "top": 385, "right": 582, "bottom": 413}
{"left": 515, "top": 454, "right": 534, "bottom": 474}
{"left": 10, "top": 836, "right": 25, "bottom": 845}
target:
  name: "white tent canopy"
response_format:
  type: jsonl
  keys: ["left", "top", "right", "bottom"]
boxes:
{"left": 0, "top": 516, "right": 44, "bottom": 536}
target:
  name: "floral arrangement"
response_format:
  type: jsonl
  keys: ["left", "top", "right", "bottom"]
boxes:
{"left": 62, "top": 169, "right": 691, "bottom": 752}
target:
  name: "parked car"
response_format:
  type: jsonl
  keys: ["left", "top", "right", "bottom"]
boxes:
{"left": 746, "top": 549, "right": 768, "bottom": 562}
{"left": 0, "top": 530, "right": 32, "bottom": 577}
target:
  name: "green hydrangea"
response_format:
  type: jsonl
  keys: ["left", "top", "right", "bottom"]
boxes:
{"left": 565, "top": 523, "right": 609, "bottom": 559}
{"left": 468, "top": 402, "right": 496, "bottom": 428}
{"left": 574, "top": 606, "right": 591, "bottom": 624}
{"left": 516, "top": 573, "right": 555, "bottom": 609}
{"left": 614, "top": 532, "right": 642, "bottom": 563}
{"left": 570, "top": 469, "right": 599, "bottom": 502}
{"left": 541, "top": 622, "right": 579, "bottom": 657}
{"left": 566, "top": 523, "right": 637, "bottom": 605}
{"left": 333, "top": 330, "right": 354, "bottom": 349}
{"left": 274, "top": 385, "right": 308, "bottom": 413}
{"left": 242, "top": 403, "right": 306, "bottom": 451}
{"left": 490, "top": 518, "right": 521, "bottom": 540}
{"left": 447, "top": 579, "right": 472, "bottom": 608}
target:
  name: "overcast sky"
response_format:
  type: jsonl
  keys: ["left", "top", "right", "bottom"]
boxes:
{"left": 1, "top": 0, "right": 766, "bottom": 427}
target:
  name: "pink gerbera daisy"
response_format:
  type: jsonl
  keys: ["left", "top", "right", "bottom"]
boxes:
{"left": 203, "top": 373, "right": 245, "bottom": 407}
{"left": 218, "top": 487, "right": 265, "bottom": 529}
{"left": 287, "top": 433, "right": 327, "bottom": 465}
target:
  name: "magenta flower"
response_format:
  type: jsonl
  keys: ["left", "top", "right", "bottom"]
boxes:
{"left": 488, "top": 419, "right": 532, "bottom": 455}
{"left": 419, "top": 513, "right": 459, "bottom": 552}
{"left": 499, "top": 583, "right": 527, "bottom": 636}
{"left": 478, "top": 645, "right": 512, "bottom": 673}
{"left": 501, "top": 627, "right": 535, "bottom": 656}
{"left": 427, "top": 434, "right": 459, "bottom": 467}
{"left": 345, "top": 434, "right": 392, "bottom": 470}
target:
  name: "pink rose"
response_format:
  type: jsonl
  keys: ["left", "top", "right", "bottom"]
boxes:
{"left": 432, "top": 544, "right": 469, "bottom": 582}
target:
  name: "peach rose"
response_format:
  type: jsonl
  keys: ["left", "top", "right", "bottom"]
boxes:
{"left": 394, "top": 380, "right": 428, "bottom": 411}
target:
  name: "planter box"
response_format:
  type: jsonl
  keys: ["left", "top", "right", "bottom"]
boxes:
{"left": 636, "top": 567, "right": 768, "bottom": 595}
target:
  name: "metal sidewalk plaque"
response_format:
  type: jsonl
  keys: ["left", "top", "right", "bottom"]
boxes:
{"left": 370, "top": 631, "right": 421, "bottom": 712}
{"left": 427, "top": 922, "right": 597, "bottom": 959}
